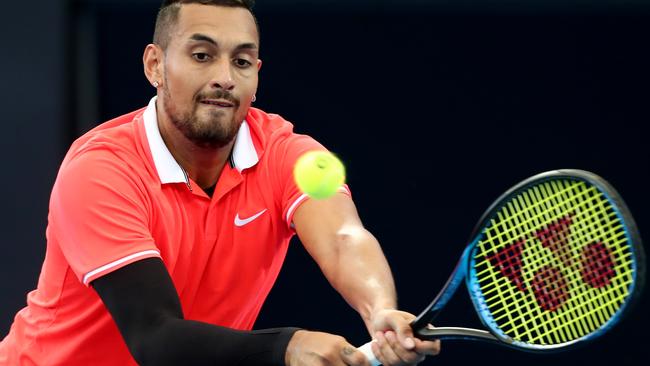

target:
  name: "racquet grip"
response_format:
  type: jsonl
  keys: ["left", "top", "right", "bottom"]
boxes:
{"left": 358, "top": 342, "right": 381, "bottom": 366}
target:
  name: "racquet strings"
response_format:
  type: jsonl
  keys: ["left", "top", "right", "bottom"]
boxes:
{"left": 473, "top": 178, "right": 635, "bottom": 346}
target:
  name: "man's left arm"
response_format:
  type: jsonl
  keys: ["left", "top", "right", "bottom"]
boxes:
{"left": 292, "top": 193, "right": 440, "bottom": 366}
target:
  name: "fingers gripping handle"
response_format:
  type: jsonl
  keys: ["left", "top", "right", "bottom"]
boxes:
{"left": 358, "top": 342, "right": 381, "bottom": 366}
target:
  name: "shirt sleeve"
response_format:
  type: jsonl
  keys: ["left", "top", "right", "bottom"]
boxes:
{"left": 268, "top": 132, "right": 351, "bottom": 230}
{"left": 49, "top": 147, "right": 161, "bottom": 286}
{"left": 92, "top": 257, "right": 301, "bottom": 366}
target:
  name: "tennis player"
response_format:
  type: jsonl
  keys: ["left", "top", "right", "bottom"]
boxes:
{"left": 0, "top": 1, "right": 439, "bottom": 365}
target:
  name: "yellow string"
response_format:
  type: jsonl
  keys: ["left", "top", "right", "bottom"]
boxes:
{"left": 473, "top": 179, "right": 634, "bottom": 346}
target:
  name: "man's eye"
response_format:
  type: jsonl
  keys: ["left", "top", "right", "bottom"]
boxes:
{"left": 192, "top": 53, "right": 211, "bottom": 62}
{"left": 234, "top": 58, "right": 252, "bottom": 68}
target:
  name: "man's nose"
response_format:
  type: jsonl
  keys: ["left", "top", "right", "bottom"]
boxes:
{"left": 210, "top": 58, "right": 235, "bottom": 90}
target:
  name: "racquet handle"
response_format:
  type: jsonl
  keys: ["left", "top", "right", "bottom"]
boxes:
{"left": 358, "top": 342, "right": 381, "bottom": 366}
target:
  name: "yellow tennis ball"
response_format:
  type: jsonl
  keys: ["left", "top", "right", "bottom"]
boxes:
{"left": 293, "top": 150, "right": 346, "bottom": 199}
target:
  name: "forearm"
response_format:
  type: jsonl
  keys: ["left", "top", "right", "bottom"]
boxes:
{"left": 293, "top": 195, "right": 440, "bottom": 363}
{"left": 325, "top": 226, "right": 398, "bottom": 333}
{"left": 135, "top": 318, "right": 298, "bottom": 366}
{"left": 93, "top": 258, "right": 299, "bottom": 366}
{"left": 293, "top": 194, "right": 399, "bottom": 333}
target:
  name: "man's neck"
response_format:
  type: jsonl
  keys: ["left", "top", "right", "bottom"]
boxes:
{"left": 156, "top": 117, "right": 234, "bottom": 191}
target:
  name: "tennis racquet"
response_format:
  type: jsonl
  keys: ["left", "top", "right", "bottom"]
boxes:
{"left": 358, "top": 169, "right": 645, "bottom": 365}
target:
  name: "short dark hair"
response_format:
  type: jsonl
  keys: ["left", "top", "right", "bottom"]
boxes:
{"left": 153, "top": 0, "right": 258, "bottom": 51}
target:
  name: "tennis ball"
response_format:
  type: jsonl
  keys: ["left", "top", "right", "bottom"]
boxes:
{"left": 293, "top": 150, "right": 346, "bottom": 199}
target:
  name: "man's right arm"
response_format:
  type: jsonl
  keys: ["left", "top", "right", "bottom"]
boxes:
{"left": 93, "top": 257, "right": 369, "bottom": 366}
{"left": 92, "top": 257, "right": 297, "bottom": 365}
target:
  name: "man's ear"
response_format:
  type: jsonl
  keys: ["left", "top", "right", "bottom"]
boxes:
{"left": 143, "top": 44, "right": 164, "bottom": 87}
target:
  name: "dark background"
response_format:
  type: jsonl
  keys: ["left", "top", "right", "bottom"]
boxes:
{"left": 1, "top": 0, "right": 648, "bottom": 365}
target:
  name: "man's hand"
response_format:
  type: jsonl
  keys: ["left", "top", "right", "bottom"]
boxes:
{"left": 369, "top": 309, "right": 440, "bottom": 366}
{"left": 285, "top": 330, "right": 370, "bottom": 366}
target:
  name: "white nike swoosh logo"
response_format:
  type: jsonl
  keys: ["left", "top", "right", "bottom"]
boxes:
{"left": 234, "top": 209, "right": 268, "bottom": 227}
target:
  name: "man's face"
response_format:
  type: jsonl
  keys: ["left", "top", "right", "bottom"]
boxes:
{"left": 160, "top": 4, "right": 260, "bottom": 148}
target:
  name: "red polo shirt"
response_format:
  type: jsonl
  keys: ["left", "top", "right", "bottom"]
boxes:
{"left": 0, "top": 97, "right": 349, "bottom": 365}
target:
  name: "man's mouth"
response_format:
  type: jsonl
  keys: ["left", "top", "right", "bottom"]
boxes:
{"left": 201, "top": 99, "right": 235, "bottom": 108}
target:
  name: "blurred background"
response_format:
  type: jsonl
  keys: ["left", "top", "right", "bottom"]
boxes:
{"left": 1, "top": 0, "right": 648, "bottom": 364}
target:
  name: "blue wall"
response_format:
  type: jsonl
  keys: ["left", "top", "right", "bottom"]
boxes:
{"left": 0, "top": 0, "right": 66, "bottom": 330}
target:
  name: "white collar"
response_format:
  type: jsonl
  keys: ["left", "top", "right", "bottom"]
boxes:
{"left": 143, "top": 96, "right": 259, "bottom": 184}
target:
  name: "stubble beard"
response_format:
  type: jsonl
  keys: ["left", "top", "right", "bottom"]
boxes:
{"left": 162, "top": 83, "right": 243, "bottom": 149}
